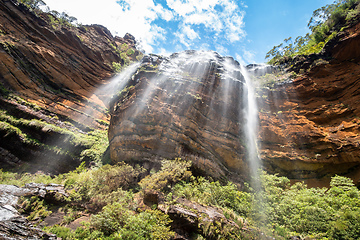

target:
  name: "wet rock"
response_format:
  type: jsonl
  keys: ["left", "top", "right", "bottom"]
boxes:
{"left": 246, "top": 64, "right": 280, "bottom": 76}
{"left": 23, "top": 183, "right": 69, "bottom": 203}
{"left": 0, "top": 216, "right": 57, "bottom": 240}
{"left": 109, "top": 50, "right": 248, "bottom": 182}
{"left": 0, "top": 184, "right": 66, "bottom": 239}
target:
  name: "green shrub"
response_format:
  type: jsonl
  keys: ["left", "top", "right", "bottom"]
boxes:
{"left": 115, "top": 209, "right": 174, "bottom": 240}
{"left": 90, "top": 202, "right": 130, "bottom": 235}
{"left": 139, "top": 159, "right": 192, "bottom": 191}
{"left": 173, "top": 177, "right": 252, "bottom": 216}
{"left": 126, "top": 48, "right": 135, "bottom": 56}
{"left": 266, "top": 0, "right": 360, "bottom": 64}
{"left": 18, "top": 196, "right": 52, "bottom": 221}
{"left": 251, "top": 172, "right": 360, "bottom": 238}
{"left": 64, "top": 162, "right": 144, "bottom": 205}
{"left": 46, "top": 225, "right": 74, "bottom": 240}
{"left": 112, "top": 62, "right": 123, "bottom": 73}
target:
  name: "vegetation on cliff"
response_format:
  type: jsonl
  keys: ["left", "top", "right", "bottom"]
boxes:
{"left": 1, "top": 0, "right": 360, "bottom": 239}
{"left": 0, "top": 0, "right": 142, "bottom": 173}
{"left": 266, "top": 0, "right": 360, "bottom": 64}
{"left": 2, "top": 160, "right": 360, "bottom": 239}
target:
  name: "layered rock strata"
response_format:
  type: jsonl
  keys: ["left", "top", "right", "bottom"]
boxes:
{"left": 109, "top": 51, "right": 250, "bottom": 181}
{"left": 0, "top": 0, "right": 140, "bottom": 172}
{"left": 258, "top": 20, "right": 360, "bottom": 186}
{"left": 0, "top": 0, "right": 140, "bottom": 126}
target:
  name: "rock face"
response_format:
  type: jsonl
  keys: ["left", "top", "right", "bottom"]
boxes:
{"left": 0, "top": 183, "right": 67, "bottom": 239}
{"left": 141, "top": 190, "right": 244, "bottom": 240}
{"left": 109, "top": 21, "right": 360, "bottom": 186}
{"left": 0, "top": 0, "right": 141, "bottom": 173}
{"left": 258, "top": 20, "right": 360, "bottom": 186}
{"left": 0, "top": 0, "right": 140, "bottom": 126}
{"left": 2, "top": 0, "right": 360, "bottom": 187}
{"left": 109, "top": 51, "right": 250, "bottom": 181}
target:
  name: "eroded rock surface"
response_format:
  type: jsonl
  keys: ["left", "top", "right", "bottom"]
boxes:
{"left": 0, "top": 0, "right": 141, "bottom": 172}
{"left": 109, "top": 51, "right": 250, "bottom": 181}
{"left": 0, "top": 183, "right": 67, "bottom": 239}
{"left": 109, "top": 20, "right": 360, "bottom": 186}
{"left": 258, "top": 20, "right": 360, "bottom": 186}
{"left": 0, "top": 0, "right": 140, "bottom": 125}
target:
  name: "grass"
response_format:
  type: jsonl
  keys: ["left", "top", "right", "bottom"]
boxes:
{"left": 0, "top": 109, "right": 109, "bottom": 167}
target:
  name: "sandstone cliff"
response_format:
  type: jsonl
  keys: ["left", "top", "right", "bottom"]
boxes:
{"left": 108, "top": 20, "right": 360, "bottom": 187}
{"left": 108, "top": 52, "right": 249, "bottom": 182}
{"left": 2, "top": 0, "right": 360, "bottom": 187}
{"left": 258, "top": 19, "right": 360, "bottom": 187}
{"left": 0, "top": 0, "right": 141, "bottom": 173}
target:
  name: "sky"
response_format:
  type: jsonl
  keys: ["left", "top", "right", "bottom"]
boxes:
{"left": 42, "top": 0, "right": 334, "bottom": 65}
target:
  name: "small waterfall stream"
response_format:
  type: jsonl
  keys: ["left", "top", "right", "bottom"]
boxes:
{"left": 109, "top": 50, "right": 262, "bottom": 183}
{"left": 241, "top": 65, "right": 261, "bottom": 187}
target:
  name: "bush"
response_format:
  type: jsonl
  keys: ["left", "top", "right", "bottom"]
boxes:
{"left": 90, "top": 203, "right": 174, "bottom": 239}
{"left": 252, "top": 173, "right": 360, "bottom": 238}
{"left": 266, "top": 0, "right": 360, "bottom": 64}
{"left": 64, "top": 162, "right": 144, "bottom": 205}
{"left": 139, "top": 159, "right": 192, "bottom": 191}
{"left": 173, "top": 177, "right": 252, "bottom": 216}
{"left": 18, "top": 196, "right": 52, "bottom": 221}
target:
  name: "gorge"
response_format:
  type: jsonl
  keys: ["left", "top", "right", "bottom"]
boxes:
{"left": 1, "top": 0, "right": 360, "bottom": 239}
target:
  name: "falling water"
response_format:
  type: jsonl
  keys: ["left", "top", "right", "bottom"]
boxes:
{"left": 29, "top": 62, "right": 141, "bottom": 173}
{"left": 110, "top": 51, "right": 263, "bottom": 184}
{"left": 92, "top": 62, "right": 141, "bottom": 111}
{"left": 241, "top": 65, "right": 261, "bottom": 188}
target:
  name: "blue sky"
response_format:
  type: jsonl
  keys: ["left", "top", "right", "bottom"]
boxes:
{"left": 43, "top": 0, "right": 334, "bottom": 64}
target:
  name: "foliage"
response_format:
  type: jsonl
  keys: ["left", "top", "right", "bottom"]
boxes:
{"left": 112, "top": 62, "right": 123, "bottom": 73}
{"left": 3, "top": 156, "right": 360, "bottom": 239}
{"left": 251, "top": 172, "right": 360, "bottom": 239}
{"left": 91, "top": 205, "right": 174, "bottom": 239}
{"left": 139, "top": 158, "right": 192, "bottom": 191}
{"left": 0, "top": 169, "right": 56, "bottom": 186}
{"left": 18, "top": 0, "right": 46, "bottom": 11}
{"left": 64, "top": 162, "right": 145, "bottom": 206}
{"left": 173, "top": 177, "right": 252, "bottom": 216}
{"left": 0, "top": 109, "right": 109, "bottom": 165}
{"left": 266, "top": 0, "right": 360, "bottom": 64}
{"left": 78, "top": 130, "right": 108, "bottom": 164}
{"left": 18, "top": 196, "right": 52, "bottom": 221}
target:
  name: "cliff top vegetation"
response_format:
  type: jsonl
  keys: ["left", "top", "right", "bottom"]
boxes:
{"left": 266, "top": 0, "right": 360, "bottom": 65}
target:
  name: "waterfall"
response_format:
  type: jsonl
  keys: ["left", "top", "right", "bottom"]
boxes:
{"left": 109, "top": 51, "right": 262, "bottom": 183}
{"left": 241, "top": 65, "right": 261, "bottom": 186}
{"left": 96, "top": 62, "right": 141, "bottom": 108}
{"left": 77, "top": 62, "right": 141, "bottom": 126}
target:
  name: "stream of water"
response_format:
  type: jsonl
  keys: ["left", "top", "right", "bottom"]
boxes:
{"left": 110, "top": 51, "right": 262, "bottom": 182}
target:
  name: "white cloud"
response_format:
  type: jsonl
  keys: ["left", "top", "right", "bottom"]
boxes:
{"left": 215, "top": 45, "right": 228, "bottom": 55}
{"left": 167, "top": 0, "right": 246, "bottom": 45}
{"left": 235, "top": 53, "right": 247, "bottom": 66}
{"left": 157, "top": 48, "right": 172, "bottom": 57}
{"left": 43, "top": 0, "right": 172, "bottom": 52}
{"left": 43, "top": 0, "right": 247, "bottom": 56}
{"left": 182, "top": 25, "right": 199, "bottom": 40}
{"left": 235, "top": 48, "right": 256, "bottom": 65}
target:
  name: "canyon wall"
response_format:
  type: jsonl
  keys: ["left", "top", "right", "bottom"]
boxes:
{"left": 2, "top": 0, "right": 360, "bottom": 186}
{"left": 0, "top": 0, "right": 140, "bottom": 173}
{"left": 258, "top": 20, "right": 360, "bottom": 186}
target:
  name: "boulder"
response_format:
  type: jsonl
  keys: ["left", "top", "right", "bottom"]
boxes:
{"left": 0, "top": 183, "right": 67, "bottom": 239}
